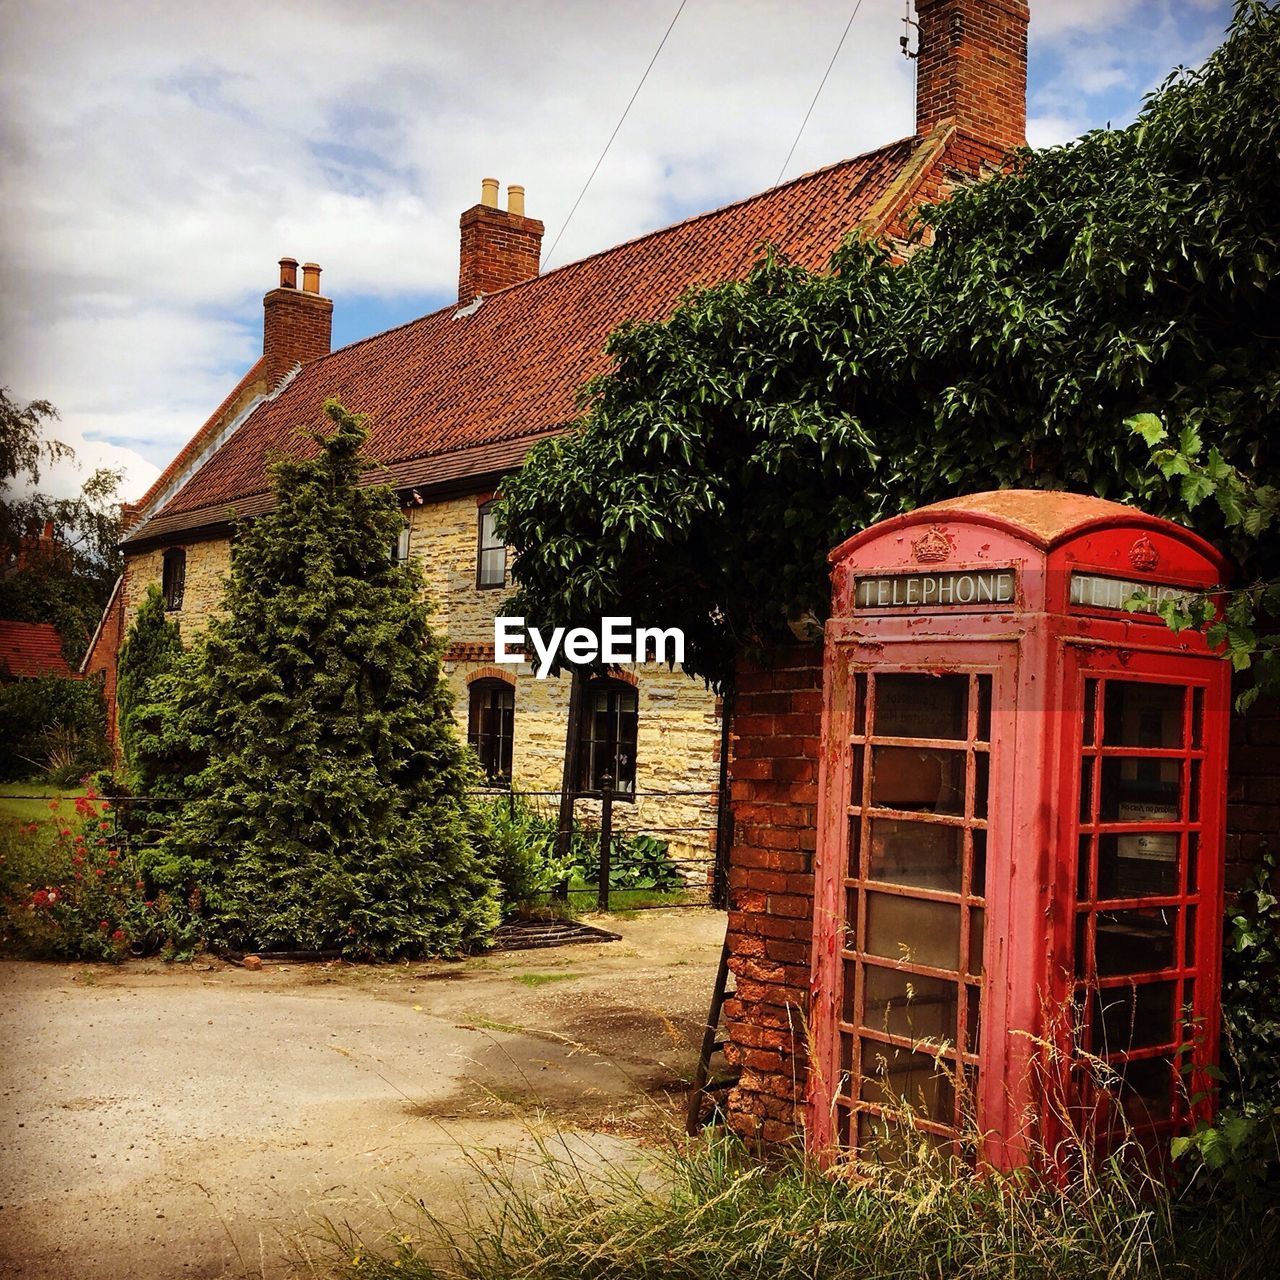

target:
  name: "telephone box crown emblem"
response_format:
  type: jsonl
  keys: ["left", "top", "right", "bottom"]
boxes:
{"left": 1129, "top": 535, "right": 1159, "bottom": 572}
{"left": 912, "top": 527, "right": 951, "bottom": 564}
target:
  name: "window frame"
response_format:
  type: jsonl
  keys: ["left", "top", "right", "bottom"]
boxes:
{"left": 575, "top": 677, "right": 638, "bottom": 800}
{"left": 475, "top": 500, "right": 506, "bottom": 590}
{"left": 467, "top": 678, "right": 515, "bottom": 787}
{"left": 161, "top": 547, "right": 186, "bottom": 612}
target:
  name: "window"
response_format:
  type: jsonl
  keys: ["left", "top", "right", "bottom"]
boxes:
{"left": 161, "top": 548, "right": 186, "bottom": 612}
{"left": 476, "top": 500, "right": 506, "bottom": 588}
{"left": 576, "top": 679, "right": 638, "bottom": 796}
{"left": 468, "top": 680, "right": 514, "bottom": 784}
{"left": 391, "top": 524, "right": 411, "bottom": 564}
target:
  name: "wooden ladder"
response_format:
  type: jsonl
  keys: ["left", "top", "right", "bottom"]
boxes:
{"left": 685, "top": 929, "right": 739, "bottom": 1134}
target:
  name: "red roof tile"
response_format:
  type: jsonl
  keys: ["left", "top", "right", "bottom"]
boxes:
{"left": 0, "top": 620, "right": 75, "bottom": 680}
{"left": 129, "top": 137, "right": 933, "bottom": 541}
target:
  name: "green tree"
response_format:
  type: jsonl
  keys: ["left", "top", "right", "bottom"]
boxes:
{"left": 0, "top": 387, "right": 123, "bottom": 662}
{"left": 149, "top": 401, "right": 499, "bottom": 958}
{"left": 117, "top": 584, "right": 184, "bottom": 771}
{"left": 498, "top": 2, "right": 1280, "bottom": 689}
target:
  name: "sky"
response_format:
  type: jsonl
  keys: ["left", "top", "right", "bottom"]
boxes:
{"left": 0, "top": 0, "right": 1232, "bottom": 504}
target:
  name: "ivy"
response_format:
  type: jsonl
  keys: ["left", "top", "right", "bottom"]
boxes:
{"left": 498, "top": 2, "right": 1280, "bottom": 690}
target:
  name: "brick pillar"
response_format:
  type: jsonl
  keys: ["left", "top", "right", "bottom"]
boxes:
{"left": 915, "top": 0, "right": 1028, "bottom": 154}
{"left": 723, "top": 642, "right": 824, "bottom": 1144}
{"left": 262, "top": 257, "right": 332, "bottom": 387}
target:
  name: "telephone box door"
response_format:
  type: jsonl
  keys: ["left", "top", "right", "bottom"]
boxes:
{"left": 1056, "top": 645, "right": 1229, "bottom": 1142}
{"left": 810, "top": 640, "right": 1019, "bottom": 1157}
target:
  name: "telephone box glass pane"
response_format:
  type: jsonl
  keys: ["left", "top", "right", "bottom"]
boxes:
{"left": 1097, "top": 833, "right": 1180, "bottom": 898}
{"left": 873, "top": 674, "right": 968, "bottom": 740}
{"left": 1116, "top": 1057, "right": 1173, "bottom": 1124}
{"left": 967, "top": 908, "right": 985, "bottom": 977}
{"left": 863, "top": 965, "right": 958, "bottom": 1042}
{"left": 1098, "top": 757, "right": 1182, "bottom": 824}
{"left": 1094, "top": 907, "right": 1177, "bottom": 976}
{"left": 872, "top": 747, "right": 965, "bottom": 814}
{"left": 1090, "top": 981, "right": 1177, "bottom": 1054}
{"left": 868, "top": 819, "right": 963, "bottom": 892}
{"left": 860, "top": 1041, "right": 957, "bottom": 1120}
{"left": 865, "top": 893, "right": 961, "bottom": 970}
{"left": 1103, "top": 683, "right": 1185, "bottom": 748}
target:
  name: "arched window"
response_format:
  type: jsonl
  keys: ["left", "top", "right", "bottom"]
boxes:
{"left": 577, "top": 678, "right": 638, "bottom": 797}
{"left": 161, "top": 548, "right": 186, "bottom": 612}
{"left": 468, "top": 679, "right": 514, "bottom": 784}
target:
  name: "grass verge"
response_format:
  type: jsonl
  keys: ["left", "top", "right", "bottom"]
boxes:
{"left": 303, "top": 1127, "right": 1278, "bottom": 1280}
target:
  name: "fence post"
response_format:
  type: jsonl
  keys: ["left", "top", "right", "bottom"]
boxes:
{"left": 597, "top": 773, "right": 613, "bottom": 913}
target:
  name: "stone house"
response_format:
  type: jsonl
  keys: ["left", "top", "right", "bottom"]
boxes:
{"left": 88, "top": 0, "right": 1030, "bottom": 869}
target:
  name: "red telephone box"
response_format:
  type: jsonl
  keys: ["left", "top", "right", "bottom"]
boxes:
{"left": 808, "top": 490, "right": 1230, "bottom": 1169}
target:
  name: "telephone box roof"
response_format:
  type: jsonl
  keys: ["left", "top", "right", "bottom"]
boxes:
{"left": 829, "top": 489, "right": 1229, "bottom": 574}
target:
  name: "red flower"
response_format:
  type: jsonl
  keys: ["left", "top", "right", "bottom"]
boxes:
{"left": 111, "top": 929, "right": 126, "bottom": 944}
{"left": 99, "top": 920, "right": 110, "bottom": 931}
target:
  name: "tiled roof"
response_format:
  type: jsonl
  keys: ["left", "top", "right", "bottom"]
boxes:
{"left": 129, "top": 136, "right": 929, "bottom": 542}
{"left": 0, "top": 620, "right": 75, "bottom": 680}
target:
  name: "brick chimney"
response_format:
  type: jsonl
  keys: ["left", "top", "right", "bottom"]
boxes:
{"left": 262, "top": 256, "right": 333, "bottom": 386}
{"left": 458, "top": 179, "right": 544, "bottom": 304}
{"left": 915, "top": 0, "right": 1028, "bottom": 155}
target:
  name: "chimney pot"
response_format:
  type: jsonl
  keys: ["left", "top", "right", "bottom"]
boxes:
{"left": 458, "top": 184, "right": 544, "bottom": 303}
{"left": 263, "top": 259, "right": 332, "bottom": 385}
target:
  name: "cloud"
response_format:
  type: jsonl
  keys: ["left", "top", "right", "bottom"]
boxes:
{"left": 0, "top": 0, "right": 1236, "bottom": 502}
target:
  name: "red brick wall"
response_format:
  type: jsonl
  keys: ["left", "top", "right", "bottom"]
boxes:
{"left": 915, "top": 0, "right": 1029, "bottom": 155}
{"left": 81, "top": 582, "right": 124, "bottom": 754}
{"left": 458, "top": 205, "right": 544, "bottom": 303}
{"left": 723, "top": 648, "right": 1280, "bottom": 1143}
{"left": 723, "top": 642, "right": 824, "bottom": 1143}
{"left": 262, "top": 287, "right": 333, "bottom": 386}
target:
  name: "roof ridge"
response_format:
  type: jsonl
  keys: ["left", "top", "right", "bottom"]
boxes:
{"left": 312, "top": 134, "right": 922, "bottom": 366}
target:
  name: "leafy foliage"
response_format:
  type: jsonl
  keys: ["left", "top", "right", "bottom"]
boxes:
{"left": 116, "top": 583, "right": 184, "bottom": 779}
{"left": 1172, "top": 848, "right": 1280, "bottom": 1201}
{"left": 145, "top": 401, "right": 500, "bottom": 958}
{"left": 0, "top": 388, "right": 123, "bottom": 664}
{"left": 0, "top": 787, "right": 191, "bottom": 961}
{"left": 499, "top": 3, "right": 1280, "bottom": 687}
{"left": 0, "top": 675, "right": 108, "bottom": 782}
{"left": 485, "top": 792, "right": 680, "bottom": 912}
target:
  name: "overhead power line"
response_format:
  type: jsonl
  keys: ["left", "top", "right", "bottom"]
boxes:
{"left": 773, "top": 0, "right": 865, "bottom": 188}
{"left": 542, "top": 0, "right": 690, "bottom": 270}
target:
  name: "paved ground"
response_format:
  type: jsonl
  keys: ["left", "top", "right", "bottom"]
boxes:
{"left": 0, "top": 911, "right": 724, "bottom": 1279}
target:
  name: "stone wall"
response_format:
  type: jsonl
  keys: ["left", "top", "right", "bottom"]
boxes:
{"left": 411, "top": 494, "right": 723, "bottom": 869}
{"left": 121, "top": 537, "right": 233, "bottom": 641}
{"left": 115, "top": 493, "right": 725, "bottom": 872}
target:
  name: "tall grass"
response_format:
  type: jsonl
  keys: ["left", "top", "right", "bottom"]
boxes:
{"left": 303, "top": 1122, "right": 1276, "bottom": 1280}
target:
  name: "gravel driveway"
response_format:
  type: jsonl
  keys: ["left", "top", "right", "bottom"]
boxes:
{"left": 0, "top": 911, "right": 724, "bottom": 1279}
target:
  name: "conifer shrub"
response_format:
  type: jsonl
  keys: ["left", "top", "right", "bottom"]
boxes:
{"left": 144, "top": 401, "right": 500, "bottom": 958}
